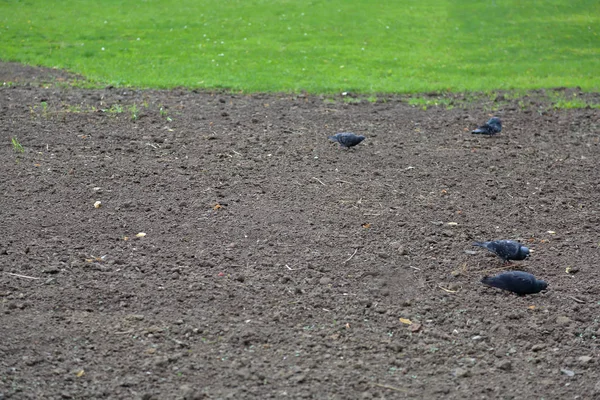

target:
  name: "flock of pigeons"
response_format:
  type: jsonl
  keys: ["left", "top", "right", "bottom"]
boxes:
{"left": 328, "top": 117, "right": 548, "bottom": 297}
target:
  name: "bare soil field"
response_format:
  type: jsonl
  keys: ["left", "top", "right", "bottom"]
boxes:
{"left": 1, "top": 62, "right": 600, "bottom": 399}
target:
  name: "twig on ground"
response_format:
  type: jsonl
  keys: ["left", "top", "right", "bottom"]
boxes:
{"left": 114, "top": 330, "right": 135, "bottom": 335}
{"left": 568, "top": 296, "right": 585, "bottom": 304}
{"left": 372, "top": 383, "right": 408, "bottom": 393}
{"left": 343, "top": 249, "right": 358, "bottom": 264}
{"left": 5, "top": 272, "right": 41, "bottom": 280}
{"left": 312, "top": 177, "right": 326, "bottom": 186}
{"left": 408, "top": 266, "right": 421, "bottom": 271}
{"left": 438, "top": 284, "right": 460, "bottom": 293}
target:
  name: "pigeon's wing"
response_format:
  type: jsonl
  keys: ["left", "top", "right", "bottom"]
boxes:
{"left": 487, "top": 118, "right": 502, "bottom": 133}
{"left": 483, "top": 272, "right": 528, "bottom": 294}
{"left": 471, "top": 126, "right": 488, "bottom": 134}
{"left": 474, "top": 241, "right": 506, "bottom": 259}
{"left": 473, "top": 119, "right": 502, "bottom": 135}
{"left": 483, "top": 271, "right": 543, "bottom": 295}
{"left": 472, "top": 122, "right": 493, "bottom": 134}
{"left": 338, "top": 133, "right": 364, "bottom": 147}
{"left": 473, "top": 241, "right": 500, "bottom": 257}
{"left": 337, "top": 133, "right": 354, "bottom": 147}
{"left": 481, "top": 275, "right": 510, "bottom": 291}
{"left": 490, "top": 240, "right": 520, "bottom": 261}
{"left": 503, "top": 271, "right": 536, "bottom": 294}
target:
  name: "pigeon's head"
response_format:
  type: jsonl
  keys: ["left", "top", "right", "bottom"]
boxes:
{"left": 488, "top": 117, "right": 502, "bottom": 129}
{"left": 518, "top": 245, "right": 531, "bottom": 259}
{"left": 535, "top": 279, "right": 549, "bottom": 292}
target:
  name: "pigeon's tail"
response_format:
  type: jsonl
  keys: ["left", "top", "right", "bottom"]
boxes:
{"left": 481, "top": 276, "right": 493, "bottom": 285}
{"left": 473, "top": 241, "right": 486, "bottom": 248}
{"left": 327, "top": 135, "right": 338, "bottom": 142}
{"left": 471, "top": 128, "right": 484, "bottom": 134}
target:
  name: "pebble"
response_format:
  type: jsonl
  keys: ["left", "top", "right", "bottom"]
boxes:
{"left": 578, "top": 356, "right": 593, "bottom": 364}
{"left": 560, "top": 368, "right": 575, "bottom": 377}
{"left": 319, "top": 277, "right": 332, "bottom": 285}
{"left": 180, "top": 385, "right": 203, "bottom": 400}
{"left": 496, "top": 360, "right": 512, "bottom": 371}
{"left": 531, "top": 343, "right": 546, "bottom": 352}
{"left": 153, "top": 356, "right": 170, "bottom": 367}
{"left": 556, "top": 316, "right": 571, "bottom": 325}
{"left": 453, "top": 367, "right": 470, "bottom": 378}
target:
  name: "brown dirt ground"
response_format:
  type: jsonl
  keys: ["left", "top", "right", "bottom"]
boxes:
{"left": 1, "top": 62, "right": 600, "bottom": 400}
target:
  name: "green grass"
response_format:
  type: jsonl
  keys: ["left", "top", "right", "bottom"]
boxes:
{"left": 11, "top": 137, "right": 24, "bottom": 153}
{"left": 1, "top": 0, "right": 599, "bottom": 93}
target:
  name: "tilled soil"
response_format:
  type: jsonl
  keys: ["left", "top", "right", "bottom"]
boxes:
{"left": 1, "top": 63, "right": 600, "bottom": 399}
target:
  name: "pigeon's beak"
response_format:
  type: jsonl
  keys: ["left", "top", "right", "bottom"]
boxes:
{"left": 527, "top": 249, "right": 534, "bottom": 257}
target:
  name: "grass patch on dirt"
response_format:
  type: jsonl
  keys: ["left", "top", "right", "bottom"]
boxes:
{"left": 0, "top": 0, "right": 598, "bottom": 93}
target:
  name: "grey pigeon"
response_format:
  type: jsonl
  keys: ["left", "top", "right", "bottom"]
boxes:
{"left": 328, "top": 132, "right": 365, "bottom": 148}
{"left": 471, "top": 117, "right": 502, "bottom": 135}
{"left": 473, "top": 240, "right": 530, "bottom": 262}
{"left": 481, "top": 271, "right": 548, "bottom": 295}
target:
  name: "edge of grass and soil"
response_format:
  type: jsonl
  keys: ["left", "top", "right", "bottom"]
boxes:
{"left": 2, "top": 61, "right": 599, "bottom": 117}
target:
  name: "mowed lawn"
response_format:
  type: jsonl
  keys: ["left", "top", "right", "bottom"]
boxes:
{"left": 0, "top": 0, "right": 599, "bottom": 93}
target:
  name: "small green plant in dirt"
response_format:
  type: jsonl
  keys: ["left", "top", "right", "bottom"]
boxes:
{"left": 11, "top": 137, "right": 24, "bottom": 153}
{"left": 407, "top": 96, "right": 453, "bottom": 110}
{"left": 553, "top": 98, "right": 600, "bottom": 109}
{"left": 366, "top": 96, "right": 378, "bottom": 103}
{"left": 129, "top": 104, "right": 140, "bottom": 121}
{"left": 40, "top": 101, "right": 48, "bottom": 117}
{"left": 546, "top": 91, "right": 600, "bottom": 109}
{"left": 106, "top": 104, "right": 124, "bottom": 115}
{"left": 159, "top": 106, "right": 172, "bottom": 122}
{"left": 342, "top": 97, "right": 362, "bottom": 104}
{"left": 66, "top": 104, "right": 83, "bottom": 113}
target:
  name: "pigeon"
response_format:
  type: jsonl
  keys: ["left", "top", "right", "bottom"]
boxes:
{"left": 328, "top": 132, "right": 365, "bottom": 148}
{"left": 473, "top": 240, "right": 530, "bottom": 263}
{"left": 471, "top": 117, "right": 502, "bottom": 135}
{"left": 481, "top": 271, "right": 548, "bottom": 295}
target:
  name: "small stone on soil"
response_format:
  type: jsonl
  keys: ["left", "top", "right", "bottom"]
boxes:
{"left": 578, "top": 356, "right": 593, "bottom": 364}
{"left": 453, "top": 367, "right": 470, "bottom": 378}
{"left": 496, "top": 360, "right": 512, "bottom": 371}
{"left": 319, "top": 277, "right": 332, "bottom": 285}
{"left": 531, "top": 343, "right": 546, "bottom": 352}
{"left": 560, "top": 368, "right": 575, "bottom": 377}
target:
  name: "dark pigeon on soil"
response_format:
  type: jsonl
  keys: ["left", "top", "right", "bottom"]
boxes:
{"left": 328, "top": 132, "right": 365, "bottom": 148}
{"left": 473, "top": 240, "right": 530, "bottom": 262}
{"left": 481, "top": 271, "right": 548, "bottom": 295}
{"left": 472, "top": 117, "right": 502, "bottom": 135}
